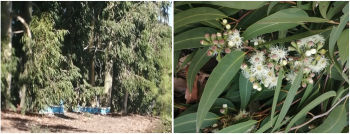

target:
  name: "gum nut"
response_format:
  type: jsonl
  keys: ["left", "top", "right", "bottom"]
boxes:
{"left": 228, "top": 41, "right": 234, "bottom": 47}
{"left": 253, "top": 83, "right": 258, "bottom": 89}
{"left": 207, "top": 51, "right": 213, "bottom": 56}
{"left": 310, "top": 49, "right": 316, "bottom": 54}
{"left": 219, "top": 39, "right": 225, "bottom": 45}
{"left": 222, "top": 104, "right": 228, "bottom": 108}
{"left": 225, "top": 48, "right": 231, "bottom": 53}
{"left": 305, "top": 51, "right": 312, "bottom": 56}
{"left": 222, "top": 19, "right": 227, "bottom": 24}
{"left": 211, "top": 46, "right": 218, "bottom": 51}
{"left": 226, "top": 24, "right": 231, "bottom": 30}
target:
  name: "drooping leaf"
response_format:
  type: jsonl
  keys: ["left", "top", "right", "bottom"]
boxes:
{"left": 239, "top": 72, "right": 252, "bottom": 110}
{"left": 218, "top": 7, "right": 240, "bottom": 16}
{"left": 331, "top": 87, "right": 347, "bottom": 106}
{"left": 337, "top": 29, "right": 349, "bottom": 66}
{"left": 174, "top": 27, "right": 217, "bottom": 51}
{"left": 329, "top": 3, "right": 349, "bottom": 59}
{"left": 174, "top": 112, "right": 219, "bottom": 133}
{"left": 272, "top": 66, "right": 304, "bottom": 132}
{"left": 178, "top": 98, "right": 236, "bottom": 117}
{"left": 216, "top": 120, "right": 257, "bottom": 133}
{"left": 319, "top": 1, "right": 331, "bottom": 19}
{"left": 242, "top": 8, "right": 329, "bottom": 41}
{"left": 310, "top": 104, "right": 347, "bottom": 133}
{"left": 267, "top": 1, "right": 279, "bottom": 16}
{"left": 174, "top": 7, "right": 227, "bottom": 29}
{"left": 271, "top": 68, "right": 283, "bottom": 127}
{"left": 200, "top": 20, "right": 223, "bottom": 30}
{"left": 175, "top": 1, "right": 267, "bottom": 10}
{"left": 284, "top": 91, "right": 336, "bottom": 132}
{"left": 187, "top": 47, "right": 211, "bottom": 93}
{"left": 327, "top": 1, "right": 349, "bottom": 19}
{"left": 196, "top": 51, "right": 245, "bottom": 132}
{"left": 239, "top": 5, "right": 269, "bottom": 27}
{"left": 176, "top": 50, "right": 198, "bottom": 73}
{"left": 256, "top": 115, "right": 278, "bottom": 133}
{"left": 297, "top": 84, "right": 313, "bottom": 110}
{"left": 174, "top": 50, "right": 181, "bottom": 76}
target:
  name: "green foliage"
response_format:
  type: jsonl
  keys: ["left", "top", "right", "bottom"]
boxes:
{"left": 174, "top": 1, "right": 349, "bottom": 133}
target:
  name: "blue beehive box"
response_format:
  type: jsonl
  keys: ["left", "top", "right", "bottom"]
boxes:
{"left": 51, "top": 105, "right": 64, "bottom": 114}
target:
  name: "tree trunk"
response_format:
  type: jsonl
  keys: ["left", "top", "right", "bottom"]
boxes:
{"left": 19, "top": 1, "right": 33, "bottom": 110}
{"left": 104, "top": 42, "right": 113, "bottom": 107}
{"left": 123, "top": 89, "right": 128, "bottom": 114}
{"left": 1, "top": 1, "right": 13, "bottom": 110}
{"left": 88, "top": 9, "right": 96, "bottom": 106}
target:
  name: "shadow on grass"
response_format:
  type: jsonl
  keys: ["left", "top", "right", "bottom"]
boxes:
{"left": 37, "top": 124, "right": 91, "bottom": 133}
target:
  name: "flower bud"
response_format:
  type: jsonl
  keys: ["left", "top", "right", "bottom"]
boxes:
{"left": 282, "top": 60, "right": 288, "bottom": 66}
{"left": 319, "top": 49, "right": 326, "bottom": 55}
{"left": 310, "top": 49, "right": 317, "bottom": 54}
{"left": 297, "top": 40, "right": 302, "bottom": 45}
{"left": 228, "top": 41, "right": 234, "bottom": 47}
{"left": 272, "top": 54, "right": 278, "bottom": 60}
{"left": 213, "top": 39, "right": 219, "bottom": 45}
{"left": 205, "top": 33, "right": 211, "bottom": 42}
{"left": 219, "top": 39, "right": 225, "bottom": 45}
{"left": 308, "top": 77, "right": 313, "bottom": 84}
{"left": 211, "top": 33, "right": 217, "bottom": 42}
{"left": 253, "top": 83, "right": 259, "bottom": 89}
{"left": 228, "top": 30, "right": 233, "bottom": 35}
{"left": 254, "top": 41, "right": 258, "bottom": 46}
{"left": 268, "top": 62, "right": 274, "bottom": 68}
{"left": 226, "top": 24, "right": 231, "bottom": 30}
{"left": 217, "top": 32, "right": 222, "bottom": 40}
{"left": 223, "top": 31, "right": 228, "bottom": 40}
{"left": 310, "top": 73, "right": 315, "bottom": 77}
{"left": 207, "top": 50, "right": 214, "bottom": 56}
{"left": 220, "top": 108, "right": 225, "bottom": 114}
{"left": 317, "top": 43, "right": 323, "bottom": 50}
{"left": 304, "top": 67, "right": 310, "bottom": 74}
{"left": 288, "top": 46, "right": 296, "bottom": 51}
{"left": 305, "top": 50, "right": 312, "bottom": 57}
{"left": 211, "top": 46, "right": 218, "bottom": 51}
{"left": 314, "top": 54, "right": 321, "bottom": 61}
{"left": 200, "top": 40, "right": 210, "bottom": 45}
{"left": 241, "top": 63, "right": 247, "bottom": 69}
{"left": 291, "top": 41, "right": 297, "bottom": 48}
{"left": 257, "top": 87, "right": 262, "bottom": 91}
{"left": 212, "top": 123, "right": 218, "bottom": 127}
{"left": 302, "top": 82, "right": 307, "bottom": 88}
{"left": 225, "top": 48, "right": 231, "bottom": 53}
{"left": 222, "top": 19, "right": 227, "bottom": 25}
{"left": 275, "top": 65, "right": 280, "bottom": 71}
{"left": 222, "top": 104, "right": 228, "bottom": 108}
{"left": 308, "top": 41, "right": 314, "bottom": 47}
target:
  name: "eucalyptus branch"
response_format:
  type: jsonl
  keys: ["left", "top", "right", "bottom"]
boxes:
{"left": 276, "top": 93, "right": 349, "bottom": 133}
{"left": 12, "top": 15, "right": 32, "bottom": 38}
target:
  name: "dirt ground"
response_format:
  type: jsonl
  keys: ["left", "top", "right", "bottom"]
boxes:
{"left": 1, "top": 111, "right": 163, "bottom": 133}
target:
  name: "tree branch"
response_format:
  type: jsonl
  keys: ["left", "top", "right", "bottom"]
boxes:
{"left": 276, "top": 93, "right": 349, "bottom": 133}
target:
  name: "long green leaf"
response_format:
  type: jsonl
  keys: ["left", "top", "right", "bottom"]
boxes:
{"left": 200, "top": 20, "right": 223, "bottom": 30}
{"left": 337, "top": 29, "right": 349, "bottom": 66}
{"left": 284, "top": 91, "right": 336, "bottom": 132}
{"left": 271, "top": 68, "right": 283, "bottom": 127}
{"left": 175, "top": 1, "right": 267, "bottom": 10}
{"left": 187, "top": 47, "right": 211, "bottom": 93}
{"left": 239, "top": 72, "right": 252, "bottom": 110}
{"left": 327, "top": 1, "right": 348, "bottom": 19}
{"left": 216, "top": 120, "right": 257, "bottom": 133}
{"left": 329, "top": 3, "right": 349, "bottom": 59}
{"left": 174, "top": 7, "right": 227, "bottom": 29}
{"left": 297, "top": 84, "right": 313, "bottom": 110}
{"left": 226, "top": 88, "right": 275, "bottom": 102}
{"left": 319, "top": 1, "right": 331, "bottom": 19}
{"left": 242, "top": 8, "right": 327, "bottom": 40}
{"left": 174, "top": 112, "right": 219, "bottom": 133}
{"left": 267, "top": 1, "right": 279, "bottom": 15}
{"left": 174, "top": 27, "right": 217, "bottom": 51}
{"left": 176, "top": 49, "right": 198, "bottom": 73}
{"left": 271, "top": 66, "right": 304, "bottom": 132}
{"left": 331, "top": 87, "right": 347, "bottom": 106}
{"left": 256, "top": 28, "right": 332, "bottom": 48}
{"left": 256, "top": 115, "right": 278, "bottom": 133}
{"left": 196, "top": 51, "right": 245, "bottom": 132}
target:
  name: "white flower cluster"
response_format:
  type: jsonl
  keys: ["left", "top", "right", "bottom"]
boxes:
{"left": 199, "top": 19, "right": 244, "bottom": 61}
{"left": 241, "top": 46, "right": 287, "bottom": 91}
{"left": 286, "top": 34, "right": 328, "bottom": 86}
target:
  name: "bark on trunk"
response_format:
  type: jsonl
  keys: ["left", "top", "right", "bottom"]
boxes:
{"left": 123, "top": 89, "right": 128, "bottom": 114}
{"left": 88, "top": 9, "right": 96, "bottom": 106}
{"left": 1, "top": 1, "right": 13, "bottom": 110}
{"left": 103, "top": 42, "right": 113, "bottom": 107}
{"left": 19, "top": 1, "right": 32, "bottom": 110}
